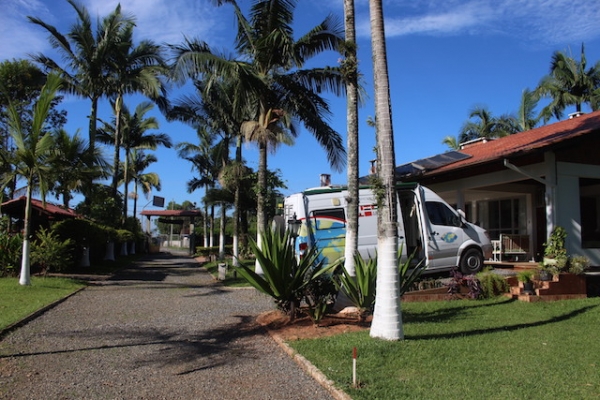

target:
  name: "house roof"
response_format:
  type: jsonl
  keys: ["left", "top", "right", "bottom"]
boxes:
{"left": 1, "top": 197, "right": 80, "bottom": 220}
{"left": 407, "top": 110, "right": 600, "bottom": 179}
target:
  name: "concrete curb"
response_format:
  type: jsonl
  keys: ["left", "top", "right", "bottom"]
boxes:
{"left": 0, "top": 286, "right": 86, "bottom": 340}
{"left": 265, "top": 328, "right": 353, "bottom": 400}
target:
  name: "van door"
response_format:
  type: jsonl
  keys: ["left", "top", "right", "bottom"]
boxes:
{"left": 397, "top": 189, "right": 426, "bottom": 267}
{"left": 422, "top": 196, "right": 465, "bottom": 269}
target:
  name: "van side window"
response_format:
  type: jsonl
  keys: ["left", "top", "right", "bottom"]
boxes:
{"left": 425, "top": 201, "right": 461, "bottom": 227}
{"left": 311, "top": 209, "right": 346, "bottom": 230}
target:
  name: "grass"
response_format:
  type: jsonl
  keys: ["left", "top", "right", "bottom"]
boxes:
{"left": 288, "top": 297, "right": 600, "bottom": 399}
{"left": 0, "top": 277, "right": 86, "bottom": 331}
{"left": 202, "top": 259, "right": 253, "bottom": 287}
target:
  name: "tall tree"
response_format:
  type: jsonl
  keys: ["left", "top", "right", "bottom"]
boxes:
{"left": 28, "top": 0, "right": 130, "bottom": 157}
{"left": 1, "top": 73, "right": 61, "bottom": 285}
{"left": 368, "top": 0, "right": 402, "bottom": 341}
{"left": 515, "top": 88, "right": 541, "bottom": 132}
{"left": 124, "top": 149, "right": 161, "bottom": 218}
{"left": 0, "top": 59, "right": 66, "bottom": 199}
{"left": 458, "top": 106, "right": 516, "bottom": 143}
{"left": 171, "top": 0, "right": 346, "bottom": 273}
{"left": 342, "top": 0, "right": 360, "bottom": 278}
{"left": 105, "top": 18, "right": 167, "bottom": 201}
{"left": 50, "top": 128, "right": 109, "bottom": 208}
{"left": 536, "top": 43, "right": 600, "bottom": 122}
{"left": 99, "top": 101, "right": 171, "bottom": 219}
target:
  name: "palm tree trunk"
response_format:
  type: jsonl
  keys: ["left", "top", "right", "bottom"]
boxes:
{"left": 343, "top": 0, "right": 359, "bottom": 278}
{"left": 209, "top": 204, "right": 215, "bottom": 248}
{"left": 203, "top": 203, "right": 209, "bottom": 248}
{"left": 254, "top": 141, "right": 268, "bottom": 275}
{"left": 219, "top": 203, "right": 226, "bottom": 260}
{"left": 111, "top": 95, "right": 123, "bottom": 201}
{"left": 233, "top": 137, "right": 242, "bottom": 268}
{"left": 123, "top": 148, "right": 130, "bottom": 219}
{"left": 19, "top": 183, "right": 33, "bottom": 285}
{"left": 368, "top": 0, "right": 403, "bottom": 341}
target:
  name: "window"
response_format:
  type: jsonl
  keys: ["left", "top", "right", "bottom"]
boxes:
{"left": 425, "top": 201, "right": 461, "bottom": 227}
{"left": 477, "top": 197, "right": 526, "bottom": 240}
{"left": 580, "top": 178, "right": 600, "bottom": 248}
{"left": 311, "top": 209, "right": 346, "bottom": 230}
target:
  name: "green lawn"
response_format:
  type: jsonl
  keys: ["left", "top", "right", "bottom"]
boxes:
{"left": 0, "top": 277, "right": 86, "bottom": 331}
{"left": 289, "top": 297, "right": 600, "bottom": 399}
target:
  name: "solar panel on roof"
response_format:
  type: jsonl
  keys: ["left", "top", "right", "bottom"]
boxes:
{"left": 395, "top": 150, "right": 471, "bottom": 178}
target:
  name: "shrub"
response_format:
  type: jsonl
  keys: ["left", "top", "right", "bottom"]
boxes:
{"left": 447, "top": 268, "right": 482, "bottom": 299}
{"left": 31, "top": 227, "right": 74, "bottom": 273}
{"left": 333, "top": 252, "right": 378, "bottom": 319}
{"left": 477, "top": 269, "right": 509, "bottom": 299}
{"left": 0, "top": 231, "right": 22, "bottom": 276}
{"left": 303, "top": 273, "right": 337, "bottom": 325}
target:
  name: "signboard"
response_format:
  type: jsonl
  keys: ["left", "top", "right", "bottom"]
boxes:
{"left": 152, "top": 196, "right": 165, "bottom": 207}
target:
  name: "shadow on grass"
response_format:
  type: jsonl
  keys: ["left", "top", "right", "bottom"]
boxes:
{"left": 406, "top": 303, "right": 599, "bottom": 341}
{"left": 403, "top": 297, "right": 517, "bottom": 324}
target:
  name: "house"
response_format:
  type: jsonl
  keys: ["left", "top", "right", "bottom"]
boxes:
{"left": 396, "top": 110, "right": 600, "bottom": 266}
{"left": 1, "top": 197, "right": 80, "bottom": 233}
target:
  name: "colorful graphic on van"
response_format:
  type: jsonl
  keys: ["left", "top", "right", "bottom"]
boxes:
{"left": 298, "top": 214, "right": 346, "bottom": 267}
{"left": 441, "top": 232, "right": 458, "bottom": 243}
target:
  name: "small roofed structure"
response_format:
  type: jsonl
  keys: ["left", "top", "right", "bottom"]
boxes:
{"left": 140, "top": 209, "right": 203, "bottom": 255}
{"left": 1, "top": 196, "right": 81, "bottom": 233}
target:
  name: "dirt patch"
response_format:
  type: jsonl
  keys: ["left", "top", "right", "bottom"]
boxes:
{"left": 257, "top": 309, "right": 372, "bottom": 341}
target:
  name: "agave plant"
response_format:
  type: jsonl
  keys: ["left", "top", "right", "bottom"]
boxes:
{"left": 235, "top": 228, "right": 334, "bottom": 320}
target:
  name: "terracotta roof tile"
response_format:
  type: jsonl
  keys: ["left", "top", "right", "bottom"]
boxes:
{"left": 426, "top": 110, "right": 600, "bottom": 175}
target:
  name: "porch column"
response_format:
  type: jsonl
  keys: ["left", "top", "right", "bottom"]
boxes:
{"left": 544, "top": 151, "right": 557, "bottom": 239}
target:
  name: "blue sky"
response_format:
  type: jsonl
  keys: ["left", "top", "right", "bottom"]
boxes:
{"left": 3, "top": 0, "right": 600, "bottom": 217}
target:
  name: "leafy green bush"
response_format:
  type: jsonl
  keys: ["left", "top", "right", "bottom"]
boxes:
{"left": 303, "top": 273, "right": 337, "bottom": 325}
{"left": 333, "top": 253, "right": 377, "bottom": 318}
{"left": 0, "top": 231, "right": 22, "bottom": 276}
{"left": 476, "top": 269, "right": 509, "bottom": 299}
{"left": 31, "top": 227, "right": 73, "bottom": 273}
{"left": 234, "top": 229, "right": 334, "bottom": 320}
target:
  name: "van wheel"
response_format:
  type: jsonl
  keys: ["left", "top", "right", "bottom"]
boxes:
{"left": 460, "top": 248, "right": 483, "bottom": 274}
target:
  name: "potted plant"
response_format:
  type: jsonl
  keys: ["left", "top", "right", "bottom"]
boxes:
{"left": 543, "top": 226, "right": 568, "bottom": 276}
{"left": 537, "top": 262, "right": 553, "bottom": 281}
{"left": 568, "top": 255, "right": 590, "bottom": 275}
{"left": 517, "top": 270, "right": 535, "bottom": 295}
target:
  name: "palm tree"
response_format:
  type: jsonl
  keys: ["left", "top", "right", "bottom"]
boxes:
{"left": 98, "top": 101, "right": 171, "bottom": 219}
{"left": 342, "top": 0, "right": 360, "bottom": 278}
{"left": 50, "top": 128, "right": 110, "bottom": 208}
{"left": 536, "top": 43, "right": 600, "bottom": 122}
{"left": 458, "top": 106, "right": 517, "bottom": 143}
{"left": 1, "top": 73, "right": 61, "bottom": 285}
{"left": 441, "top": 135, "right": 460, "bottom": 150}
{"left": 368, "top": 0, "right": 403, "bottom": 341}
{"left": 515, "top": 88, "right": 541, "bottom": 131}
{"left": 171, "top": 0, "right": 346, "bottom": 273}
{"left": 28, "top": 1, "right": 130, "bottom": 157}
{"left": 177, "top": 129, "right": 226, "bottom": 248}
{"left": 125, "top": 149, "right": 161, "bottom": 219}
{"left": 105, "top": 20, "right": 167, "bottom": 200}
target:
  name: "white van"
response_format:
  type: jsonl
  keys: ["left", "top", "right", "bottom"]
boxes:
{"left": 282, "top": 183, "right": 492, "bottom": 274}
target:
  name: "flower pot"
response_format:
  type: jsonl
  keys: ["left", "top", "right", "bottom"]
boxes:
{"left": 522, "top": 281, "right": 535, "bottom": 295}
{"left": 539, "top": 270, "right": 552, "bottom": 281}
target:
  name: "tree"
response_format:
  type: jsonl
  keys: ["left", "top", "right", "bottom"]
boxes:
{"left": 171, "top": 0, "right": 346, "bottom": 273}
{"left": 342, "top": 0, "right": 360, "bottom": 278}
{"left": 98, "top": 101, "right": 171, "bottom": 219}
{"left": 1, "top": 73, "right": 61, "bottom": 285}
{"left": 105, "top": 19, "right": 167, "bottom": 201}
{"left": 536, "top": 43, "right": 600, "bottom": 122}
{"left": 28, "top": 0, "right": 131, "bottom": 158}
{"left": 50, "top": 128, "right": 109, "bottom": 208}
{"left": 126, "top": 149, "right": 161, "bottom": 219}
{"left": 458, "top": 106, "right": 517, "bottom": 143}
{"left": 0, "top": 59, "right": 67, "bottom": 199}
{"left": 515, "top": 88, "right": 541, "bottom": 132}
{"left": 368, "top": 0, "right": 402, "bottom": 341}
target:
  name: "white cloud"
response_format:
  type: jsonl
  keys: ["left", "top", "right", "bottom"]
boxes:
{"left": 0, "top": 0, "right": 54, "bottom": 60}
{"left": 353, "top": 0, "right": 600, "bottom": 46}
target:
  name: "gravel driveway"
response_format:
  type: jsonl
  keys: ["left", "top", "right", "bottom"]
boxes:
{"left": 0, "top": 253, "right": 336, "bottom": 400}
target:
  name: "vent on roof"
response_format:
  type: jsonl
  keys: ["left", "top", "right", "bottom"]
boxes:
{"left": 569, "top": 111, "right": 585, "bottom": 119}
{"left": 320, "top": 174, "right": 331, "bottom": 186}
{"left": 459, "top": 137, "right": 493, "bottom": 150}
